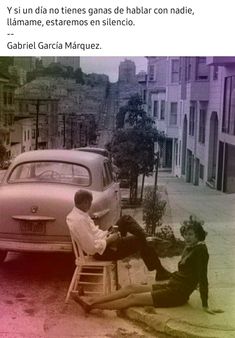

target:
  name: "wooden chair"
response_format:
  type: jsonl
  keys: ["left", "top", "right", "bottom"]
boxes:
{"left": 65, "top": 230, "right": 118, "bottom": 303}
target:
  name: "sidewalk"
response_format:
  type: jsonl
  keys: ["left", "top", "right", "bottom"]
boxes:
{"left": 119, "top": 173, "right": 235, "bottom": 338}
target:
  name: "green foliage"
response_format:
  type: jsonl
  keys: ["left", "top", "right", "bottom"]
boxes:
{"left": 109, "top": 93, "right": 165, "bottom": 204}
{"left": 143, "top": 186, "right": 167, "bottom": 235}
{"left": 0, "top": 142, "right": 7, "bottom": 164}
{"left": 27, "top": 63, "right": 85, "bottom": 84}
{"left": 116, "top": 107, "right": 126, "bottom": 129}
{"left": 116, "top": 93, "right": 155, "bottom": 130}
{"left": 0, "top": 57, "right": 14, "bottom": 75}
{"left": 155, "top": 225, "right": 176, "bottom": 242}
{"left": 110, "top": 128, "right": 155, "bottom": 176}
{"left": 73, "top": 67, "right": 84, "bottom": 84}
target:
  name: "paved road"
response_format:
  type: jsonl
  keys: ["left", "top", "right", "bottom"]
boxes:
{"left": 97, "top": 83, "right": 118, "bottom": 148}
{"left": 0, "top": 251, "right": 170, "bottom": 338}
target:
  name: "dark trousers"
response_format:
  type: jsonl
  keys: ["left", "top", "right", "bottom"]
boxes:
{"left": 94, "top": 215, "right": 164, "bottom": 272}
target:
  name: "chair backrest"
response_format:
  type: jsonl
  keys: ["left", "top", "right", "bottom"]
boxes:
{"left": 69, "top": 230, "right": 89, "bottom": 263}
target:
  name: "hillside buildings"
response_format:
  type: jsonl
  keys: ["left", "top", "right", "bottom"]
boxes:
{"left": 0, "top": 72, "right": 16, "bottom": 157}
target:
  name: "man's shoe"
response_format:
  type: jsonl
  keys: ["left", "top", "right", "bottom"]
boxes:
{"left": 155, "top": 269, "right": 172, "bottom": 281}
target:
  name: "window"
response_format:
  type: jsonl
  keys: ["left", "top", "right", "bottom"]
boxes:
{"left": 171, "top": 60, "right": 179, "bottom": 83}
{"left": 3, "top": 92, "right": 7, "bottom": 105}
{"left": 8, "top": 92, "right": 13, "bottom": 105}
{"left": 170, "top": 102, "right": 177, "bottom": 125}
{"left": 143, "top": 90, "right": 146, "bottom": 103}
{"left": 196, "top": 57, "right": 209, "bottom": 80}
{"left": 175, "top": 140, "right": 178, "bottom": 165}
{"left": 185, "top": 58, "right": 191, "bottom": 81}
{"left": 199, "top": 109, "right": 206, "bottom": 143}
{"left": 32, "top": 129, "right": 36, "bottom": 139}
{"left": 149, "top": 65, "right": 155, "bottom": 81}
{"left": 199, "top": 164, "right": 204, "bottom": 180}
{"left": 160, "top": 100, "right": 165, "bottom": 120}
{"left": 189, "top": 106, "right": 195, "bottom": 136}
{"left": 4, "top": 114, "right": 7, "bottom": 126}
{"left": 27, "top": 130, "right": 30, "bottom": 140}
{"left": 222, "top": 76, "right": 235, "bottom": 135}
{"left": 153, "top": 100, "right": 158, "bottom": 118}
{"left": 8, "top": 114, "right": 14, "bottom": 126}
{"left": 213, "top": 65, "right": 218, "bottom": 80}
{"left": 103, "top": 161, "right": 113, "bottom": 187}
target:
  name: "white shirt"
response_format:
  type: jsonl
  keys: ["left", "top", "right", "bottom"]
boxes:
{"left": 66, "top": 207, "right": 108, "bottom": 255}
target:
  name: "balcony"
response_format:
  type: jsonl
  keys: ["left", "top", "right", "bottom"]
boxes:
{"left": 206, "top": 57, "right": 235, "bottom": 66}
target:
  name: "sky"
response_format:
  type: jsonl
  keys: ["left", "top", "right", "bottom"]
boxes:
{"left": 80, "top": 57, "right": 147, "bottom": 83}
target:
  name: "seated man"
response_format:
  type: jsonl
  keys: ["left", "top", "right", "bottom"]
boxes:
{"left": 66, "top": 189, "right": 171, "bottom": 281}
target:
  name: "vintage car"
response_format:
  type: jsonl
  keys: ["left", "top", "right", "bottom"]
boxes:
{"left": 0, "top": 149, "right": 121, "bottom": 263}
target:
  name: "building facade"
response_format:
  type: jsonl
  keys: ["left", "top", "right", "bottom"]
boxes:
{"left": 0, "top": 73, "right": 16, "bottom": 157}
{"left": 146, "top": 56, "right": 235, "bottom": 193}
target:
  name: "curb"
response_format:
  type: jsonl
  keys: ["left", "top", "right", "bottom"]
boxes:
{"left": 125, "top": 308, "right": 235, "bottom": 338}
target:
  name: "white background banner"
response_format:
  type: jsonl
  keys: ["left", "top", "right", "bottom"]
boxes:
{"left": 0, "top": 0, "right": 234, "bottom": 56}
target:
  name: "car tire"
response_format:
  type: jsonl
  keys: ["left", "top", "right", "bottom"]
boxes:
{"left": 0, "top": 250, "right": 7, "bottom": 263}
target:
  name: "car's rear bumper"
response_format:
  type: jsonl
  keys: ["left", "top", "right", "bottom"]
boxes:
{"left": 0, "top": 239, "right": 72, "bottom": 253}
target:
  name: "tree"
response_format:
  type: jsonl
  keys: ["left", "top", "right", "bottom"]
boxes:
{"left": 0, "top": 142, "right": 7, "bottom": 167}
{"left": 142, "top": 186, "right": 166, "bottom": 235}
{"left": 116, "top": 107, "right": 126, "bottom": 129}
{"left": 73, "top": 67, "right": 84, "bottom": 84}
{"left": 108, "top": 94, "right": 164, "bottom": 204}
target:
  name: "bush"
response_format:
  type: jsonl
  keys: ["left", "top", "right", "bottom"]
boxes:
{"left": 0, "top": 142, "right": 7, "bottom": 168}
{"left": 143, "top": 186, "right": 166, "bottom": 235}
{"left": 155, "top": 224, "right": 176, "bottom": 241}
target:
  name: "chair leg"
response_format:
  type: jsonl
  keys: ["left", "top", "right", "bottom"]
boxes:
{"left": 74, "top": 266, "right": 82, "bottom": 291}
{"left": 106, "top": 266, "right": 111, "bottom": 294}
{"left": 103, "top": 267, "right": 107, "bottom": 295}
{"left": 114, "top": 262, "right": 119, "bottom": 290}
{"left": 65, "top": 266, "right": 80, "bottom": 303}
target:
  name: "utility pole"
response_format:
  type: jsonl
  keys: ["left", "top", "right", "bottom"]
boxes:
{"left": 35, "top": 99, "right": 39, "bottom": 150}
{"left": 70, "top": 116, "right": 73, "bottom": 148}
{"left": 153, "top": 151, "right": 159, "bottom": 206}
{"left": 15, "top": 97, "right": 59, "bottom": 150}
{"left": 63, "top": 114, "right": 66, "bottom": 148}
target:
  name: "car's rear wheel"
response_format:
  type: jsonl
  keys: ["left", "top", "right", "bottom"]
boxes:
{"left": 0, "top": 250, "right": 7, "bottom": 263}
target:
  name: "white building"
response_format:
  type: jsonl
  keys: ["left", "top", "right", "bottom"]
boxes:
{"left": 147, "top": 57, "right": 180, "bottom": 169}
{"left": 11, "top": 118, "right": 35, "bottom": 158}
{"left": 206, "top": 57, "right": 235, "bottom": 193}
{"left": 146, "top": 56, "right": 235, "bottom": 193}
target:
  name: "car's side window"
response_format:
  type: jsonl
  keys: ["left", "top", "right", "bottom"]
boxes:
{"left": 102, "top": 165, "right": 109, "bottom": 187}
{"left": 102, "top": 161, "right": 113, "bottom": 188}
{"left": 106, "top": 161, "right": 114, "bottom": 181}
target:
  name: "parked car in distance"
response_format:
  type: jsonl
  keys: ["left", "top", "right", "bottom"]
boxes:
{"left": 0, "top": 149, "right": 121, "bottom": 263}
{"left": 76, "top": 147, "right": 111, "bottom": 159}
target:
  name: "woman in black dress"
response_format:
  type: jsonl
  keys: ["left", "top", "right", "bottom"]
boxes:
{"left": 74, "top": 216, "right": 221, "bottom": 314}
